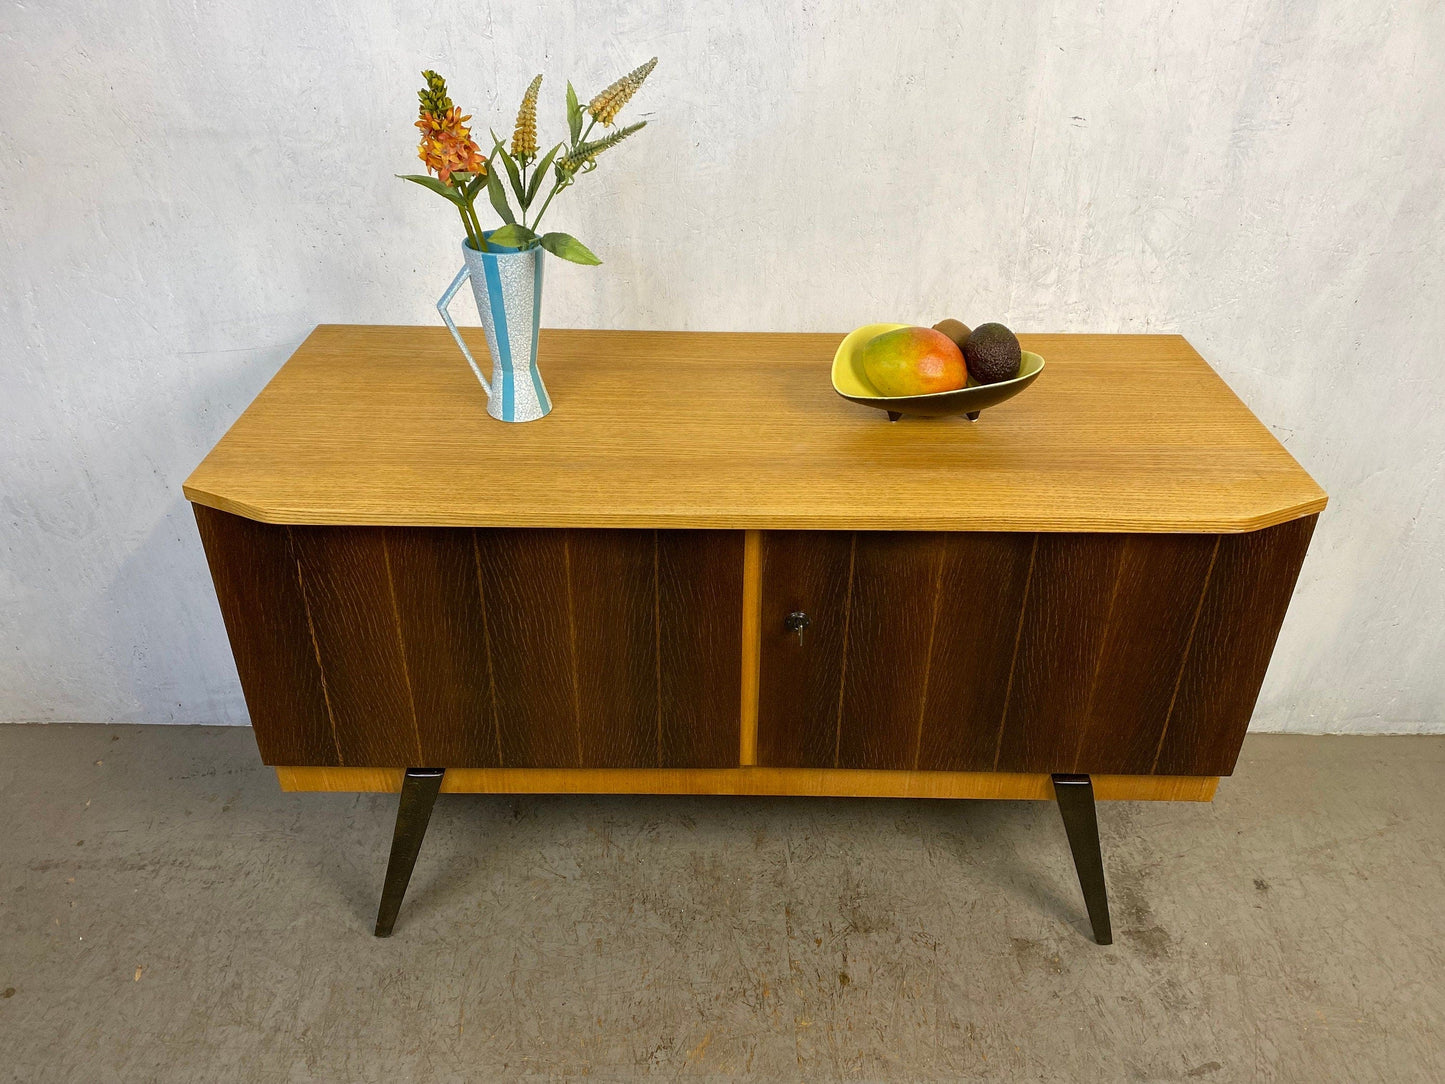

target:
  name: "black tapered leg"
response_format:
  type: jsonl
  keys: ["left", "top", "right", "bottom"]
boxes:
{"left": 1051, "top": 773, "right": 1112, "bottom": 945}
{"left": 374, "top": 768, "right": 445, "bottom": 937}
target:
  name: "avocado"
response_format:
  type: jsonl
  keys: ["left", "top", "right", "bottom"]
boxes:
{"left": 963, "top": 323, "right": 1021, "bottom": 384}
{"left": 931, "top": 318, "right": 972, "bottom": 352}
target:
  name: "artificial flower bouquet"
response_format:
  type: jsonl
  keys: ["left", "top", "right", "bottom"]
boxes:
{"left": 400, "top": 59, "right": 657, "bottom": 263}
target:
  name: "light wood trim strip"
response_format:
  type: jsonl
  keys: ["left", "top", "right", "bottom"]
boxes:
{"left": 275, "top": 765, "right": 1218, "bottom": 802}
{"left": 191, "top": 491, "right": 1327, "bottom": 535}
{"left": 738, "top": 529, "right": 762, "bottom": 765}
{"left": 278, "top": 767, "right": 404, "bottom": 792}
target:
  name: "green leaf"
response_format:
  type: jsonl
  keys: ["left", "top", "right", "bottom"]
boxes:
{"left": 488, "top": 223, "right": 540, "bottom": 249}
{"left": 485, "top": 164, "right": 515, "bottom": 224}
{"left": 566, "top": 81, "right": 582, "bottom": 144}
{"left": 540, "top": 232, "right": 601, "bottom": 265}
{"left": 464, "top": 172, "right": 485, "bottom": 201}
{"left": 397, "top": 174, "right": 462, "bottom": 205}
{"left": 524, "top": 143, "right": 563, "bottom": 208}
{"left": 491, "top": 138, "right": 526, "bottom": 206}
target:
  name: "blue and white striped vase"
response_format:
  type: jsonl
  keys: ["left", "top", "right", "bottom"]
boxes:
{"left": 437, "top": 233, "right": 552, "bottom": 422}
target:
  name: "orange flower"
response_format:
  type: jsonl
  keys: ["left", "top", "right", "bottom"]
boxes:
{"left": 416, "top": 106, "right": 485, "bottom": 185}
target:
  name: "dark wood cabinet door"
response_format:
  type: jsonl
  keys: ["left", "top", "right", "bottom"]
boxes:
{"left": 755, "top": 521, "right": 1314, "bottom": 776}
{"left": 470, "top": 527, "right": 744, "bottom": 769}
{"left": 756, "top": 531, "right": 1036, "bottom": 772}
{"left": 195, "top": 508, "right": 743, "bottom": 769}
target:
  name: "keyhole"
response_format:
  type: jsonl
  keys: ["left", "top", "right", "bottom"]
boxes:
{"left": 784, "top": 611, "right": 811, "bottom": 644}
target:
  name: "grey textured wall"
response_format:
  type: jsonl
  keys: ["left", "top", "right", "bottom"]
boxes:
{"left": 1, "top": 2, "right": 1441, "bottom": 731}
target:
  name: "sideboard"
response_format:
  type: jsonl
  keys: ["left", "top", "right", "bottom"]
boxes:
{"left": 184, "top": 325, "right": 1325, "bottom": 941}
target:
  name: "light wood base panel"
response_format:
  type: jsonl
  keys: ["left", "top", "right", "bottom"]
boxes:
{"left": 274, "top": 765, "right": 1218, "bottom": 802}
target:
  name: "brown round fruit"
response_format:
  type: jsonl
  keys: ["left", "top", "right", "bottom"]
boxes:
{"left": 931, "top": 318, "right": 972, "bottom": 352}
{"left": 963, "top": 323, "right": 1021, "bottom": 384}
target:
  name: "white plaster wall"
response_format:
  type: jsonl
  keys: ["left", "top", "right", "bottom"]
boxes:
{"left": 1, "top": 1, "right": 1441, "bottom": 731}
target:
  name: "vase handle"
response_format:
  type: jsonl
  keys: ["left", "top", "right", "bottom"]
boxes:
{"left": 436, "top": 263, "right": 492, "bottom": 399}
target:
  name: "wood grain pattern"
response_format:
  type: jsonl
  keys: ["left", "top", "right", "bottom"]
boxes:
{"left": 656, "top": 529, "right": 745, "bottom": 766}
{"left": 192, "top": 505, "right": 338, "bottom": 765}
{"left": 275, "top": 765, "right": 1219, "bottom": 802}
{"left": 754, "top": 530, "right": 857, "bottom": 768}
{"left": 567, "top": 529, "right": 659, "bottom": 768}
{"left": 471, "top": 528, "right": 579, "bottom": 766}
{"left": 757, "top": 524, "right": 1315, "bottom": 778}
{"left": 183, "top": 326, "right": 1326, "bottom": 533}
{"left": 196, "top": 512, "right": 1315, "bottom": 781}
{"left": 991, "top": 533, "right": 1220, "bottom": 773}
{"left": 386, "top": 527, "right": 498, "bottom": 765}
{"left": 835, "top": 532, "right": 945, "bottom": 770}
{"left": 755, "top": 532, "right": 1040, "bottom": 772}
{"left": 992, "top": 535, "right": 1126, "bottom": 773}
{"left": 288, "top": 526, "right": 423, "bottom": 766}
{"left": 1153, "top": 515, "right": 1318, "bottom": 775}
{"left": 912, "top": 534, "right": 1040, "bottom": 770}
{"left": 196, "top": 510, "right": 741, "bottom": 769}
{"left": 1067, "top": 533, "right": 1220, "bottom": 772}
{"left": 823, "top": 533, "right": 1039, "bottom": 770}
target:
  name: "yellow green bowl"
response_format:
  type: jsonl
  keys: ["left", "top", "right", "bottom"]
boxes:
{"left": 831, "top": 322, "right": 1044, "bottom": 421}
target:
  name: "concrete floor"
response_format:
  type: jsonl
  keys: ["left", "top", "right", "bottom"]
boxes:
{"left": 0, "top": 727, "right": 1441, "bottom": 1082}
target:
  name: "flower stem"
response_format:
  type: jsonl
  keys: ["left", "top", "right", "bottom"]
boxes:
{"left": 513, "top": 116, "right": 596, "bottom": 234}
{"left": 530, "top": 181, "right": 563, "bottom": 232}
{"left": 457, "top": 188, "right": 487, "bottom": 251}
{"left": 466, "top": 200, "right": 485, "bottom": 250}
{"left": 452, "top": 184, "right": 479, "bottom": 249}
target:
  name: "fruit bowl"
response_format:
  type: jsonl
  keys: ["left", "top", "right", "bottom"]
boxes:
{"left": 831, "top": 322, "right": 1044, "bottom": 421}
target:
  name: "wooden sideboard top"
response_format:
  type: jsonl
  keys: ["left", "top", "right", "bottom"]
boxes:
{"left": 182, "top": 325, "right": 1326, "bottom": 532}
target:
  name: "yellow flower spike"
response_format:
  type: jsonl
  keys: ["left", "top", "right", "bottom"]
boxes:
{"left": 511, "top": 74, "right": 542, "bottom": 161}
{"left": 588, "top": 57, "right": 657, "bottom": 126}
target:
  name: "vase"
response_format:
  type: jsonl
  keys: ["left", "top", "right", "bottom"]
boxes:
{"left": 437, "top": 233, "right": 551, "bottom": 422}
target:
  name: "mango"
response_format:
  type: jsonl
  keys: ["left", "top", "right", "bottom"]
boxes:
{"left": 860, "top": 326, "right": 967, "bottom": 397}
